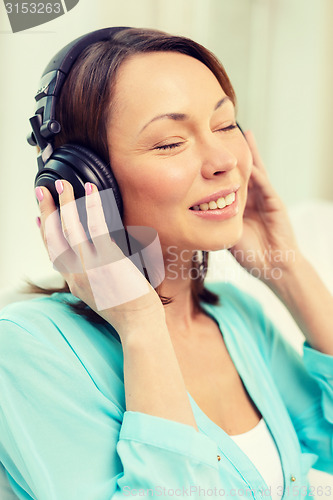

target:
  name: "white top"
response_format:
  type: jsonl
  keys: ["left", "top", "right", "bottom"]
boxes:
{"left": 230, "top": 418, "right": 284, "bottom": 500}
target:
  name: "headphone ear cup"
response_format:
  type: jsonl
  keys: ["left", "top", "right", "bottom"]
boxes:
{"left": 68, "top": 144, "right": 123, "bottom": 217}
{"left": 35, "top": 144, "right": 123, "bottom": 214}
{"left": 34, "top": 144, "right": 124, "bottom": 242}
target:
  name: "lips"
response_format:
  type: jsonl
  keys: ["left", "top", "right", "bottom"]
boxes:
{"left": 189, "top": 185, "right": 240, "bottom": 209}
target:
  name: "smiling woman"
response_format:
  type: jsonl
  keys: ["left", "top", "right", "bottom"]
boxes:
{"left": 106, "top": 50, "right": 251, "bottom": 253}
{"left": 28, "top": 27, "right": 250, "bottom": 317}
{"left": 0, "top": 27, "right": 332, "bottom": 500}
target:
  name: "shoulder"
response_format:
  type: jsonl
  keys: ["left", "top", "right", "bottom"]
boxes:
{"left": 0, "top": 293, "right": 85, "bottom": 339}
{"left": 0, "top": 292, "right": 76, "bottom": 324}
{"left": 0, "top": 293, "right": 125, "bottom": 412}
{"left": 0, "top": 295, "right": 126, "bottom": 427}
{"left": 0, "top": 293, "right": 120, "bottom": 358}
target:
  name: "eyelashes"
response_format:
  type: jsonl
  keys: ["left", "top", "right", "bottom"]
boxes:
{"left": 154, "top": 123, "right": 238, "bottom": 151}
{"left": 216, "top": 124, "right": 237, "bottom": 132}
{"left": 155, "top": 142, "right": 183, "bottom": 151}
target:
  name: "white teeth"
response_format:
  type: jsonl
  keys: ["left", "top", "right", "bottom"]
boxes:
{"left": 195, "top": 192, "right": 236, "bottom": 211}
{"left": 225, "top": 192, "right": 236, "bottom": 205}
{"left": 208, "top": 200, "right": 217, "bottom": 210}
{"left": 199, "top": 202, "right": 209, "bottom": 211}
{"left": 217, "top": 197, "right": 226, "bottom": 209}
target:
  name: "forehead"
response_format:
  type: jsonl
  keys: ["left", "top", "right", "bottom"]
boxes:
{"left": 111, "top": 51, "right": 227, "bottom": 119}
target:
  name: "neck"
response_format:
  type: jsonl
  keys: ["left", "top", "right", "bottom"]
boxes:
{"left": 157, "top": 247, "right": 205, "bottom": 336}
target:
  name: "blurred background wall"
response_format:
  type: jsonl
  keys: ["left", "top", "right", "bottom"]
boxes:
{"left": 0, "top": 0, "right": 332, "bottom": 289}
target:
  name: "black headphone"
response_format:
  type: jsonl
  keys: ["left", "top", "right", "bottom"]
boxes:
{"left": 27, "top": 27, "right": 130, "bottom": 225}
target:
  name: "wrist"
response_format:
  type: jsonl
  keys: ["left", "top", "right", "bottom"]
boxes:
{"left": 118, "top": 315, "right": 170, "bottom": 347}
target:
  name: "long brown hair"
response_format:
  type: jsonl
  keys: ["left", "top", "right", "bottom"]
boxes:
{"left": 27, "top": 28, "right": 237, "bottom": 324}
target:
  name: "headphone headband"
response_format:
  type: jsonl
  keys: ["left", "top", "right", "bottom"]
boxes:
{"left": 28, "top": 26, "right": 130, "bottom": 169}
{"left": 42, "top": 26, "right": 129, "bottom": 77}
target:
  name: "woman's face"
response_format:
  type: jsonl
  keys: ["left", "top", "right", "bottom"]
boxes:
{"left": 107, "top": 51, "right": 252, "bottom": 253}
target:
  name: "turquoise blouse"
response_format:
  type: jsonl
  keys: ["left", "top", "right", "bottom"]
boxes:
{"left": 0, "top": 281, "right": 332, "bottom": 500}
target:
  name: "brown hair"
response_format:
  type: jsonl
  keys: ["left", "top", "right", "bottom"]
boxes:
{"left": 28, "top": 28, "right": 237, "bottom": 325}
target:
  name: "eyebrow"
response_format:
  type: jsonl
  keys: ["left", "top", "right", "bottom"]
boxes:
{"left": 139, "top": 96, "right": 232, "bottom": 134}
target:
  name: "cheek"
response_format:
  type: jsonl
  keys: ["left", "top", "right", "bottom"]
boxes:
{"left": 119, "top": 157, "right": 194, "bottom": 208}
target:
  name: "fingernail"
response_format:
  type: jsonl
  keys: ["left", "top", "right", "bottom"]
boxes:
{"left": 85, "top": 182, "right": 93, "bottom": 195}
{"left": 35, "top": 187, "right": 44, "bottom": 202}
{"left": 55, "top": 180, "right": 64, "bottom": 195}
{"left": 36, "top": 216, "right": 41, "bottom": 228}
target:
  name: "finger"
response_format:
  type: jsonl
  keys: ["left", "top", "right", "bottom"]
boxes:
{"left": 244, "top": 130, "right": 266, "bottom": 172}
{"left": 85, "top": 183, "right": 115, "bottom": 253}
{"left": 36, "top": 186, "right": 82, "bottom": 274}
{"left": 36, "top": 212, "right": 50, "bottom": 257}
{"left": 249, "top": 164, "right": 280, "bottom": 198}
{"left": 36, "top": 185, "right": 72, "bottom": 264}
{"left": 247, "top": 165, "right": 286, "bottom": 214}
{"left": 85, "top": 183, "right": 127, "bottom": 267}
{"left": 56, "top": 179, "right": 94, "bottom": 266}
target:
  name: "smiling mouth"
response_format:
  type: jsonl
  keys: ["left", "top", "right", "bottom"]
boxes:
{"left": 189, "top": 191, "right": 236, "bottom": 211}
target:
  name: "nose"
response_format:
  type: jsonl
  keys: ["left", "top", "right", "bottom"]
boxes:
{"left": 199, "top": 134, "right": 237, "bottom": 178}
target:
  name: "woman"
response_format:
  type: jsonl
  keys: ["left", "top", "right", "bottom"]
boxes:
{"left": 0, "top": 27, "right": 332, "bottom": 500}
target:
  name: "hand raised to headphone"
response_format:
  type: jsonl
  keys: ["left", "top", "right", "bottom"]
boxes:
{"left": 35, "top": 180, "right": 166, "bottom": 338}
{"left": 228, "top": 130, "right": 301, "bottom": 290}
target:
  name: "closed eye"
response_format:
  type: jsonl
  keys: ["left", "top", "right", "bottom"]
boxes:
{"left": 153, "top": 123, "right": 237, "bottom": 151}
{"left": 154, "top": 142, "right": 183, "bottom": 151}
{"left": 215, "top": 123, "right": 237, "bottom": 133}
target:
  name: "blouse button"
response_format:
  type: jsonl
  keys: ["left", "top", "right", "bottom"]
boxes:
{"left": 217, "top": 455, "right": 221, "bottom": 461}
{"left": 290, "top": 476, "right": 296, "bottom": 482}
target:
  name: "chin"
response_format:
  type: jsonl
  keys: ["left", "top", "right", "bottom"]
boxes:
{"left": 199, "top": 221, "right": 244, "bottom": 252}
